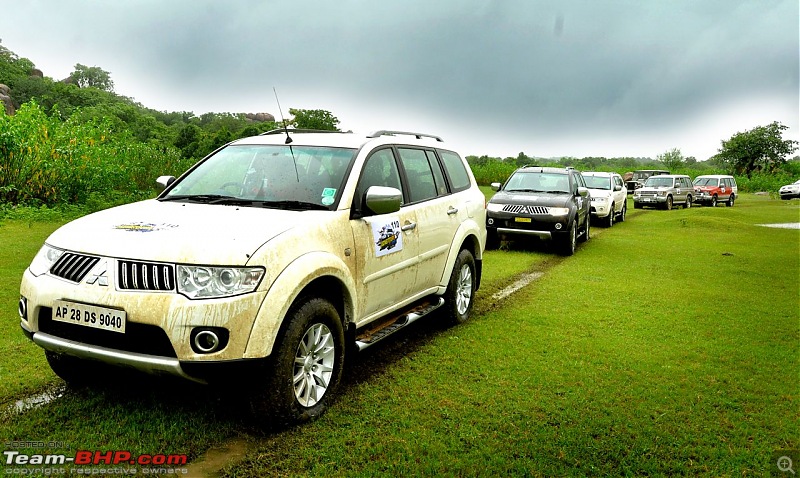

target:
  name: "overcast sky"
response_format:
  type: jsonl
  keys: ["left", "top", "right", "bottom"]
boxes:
{"left": 1, "top": 0, "right": 797, "bottom": 160}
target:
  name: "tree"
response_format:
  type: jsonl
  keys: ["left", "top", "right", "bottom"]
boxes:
{"left": 713, "top": 121, "right": 799, "bottom": 177}
{"left": 657, "top": 147, "right": 684, "bottom": 171}
{"left": 70, "top": 64, "right": 114, "bottom": 92}
{"left": 288, "top": 108, "right": 339, "bottom": 131}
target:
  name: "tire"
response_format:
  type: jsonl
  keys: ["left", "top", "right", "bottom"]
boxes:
{"left": 485, "top": 228, "right": 500, "bottom": 250}
{"left": 726, "top": 194, "right": 735, "bottom": 207}
{"left": 250, "top": 297, "right": 345, "bottom": 427}
{"left": 618, "top": 203, "right": 627, "bottom": 222}
{"left": 684, "top": 195, "right": 692, "bottom": 209}
{"left": 605, "top": 204, "right": 614, "bottom": 227}
{"left": 664, "top": 196, "right": 673, "bottom": 210}
{"left": 710, "top": 195, "right": 717, "bottom": 207}
{"left": 558, "top": 221, "right": 577, "bottom": 256}
{"left": 444, "top": 249, "right": 476, "bottom": 325}
{"left": 45, "top": 351, "right": 110, "bottom": 386}
{"left": 579, "top": 215, "right": 590, "bottom": 243}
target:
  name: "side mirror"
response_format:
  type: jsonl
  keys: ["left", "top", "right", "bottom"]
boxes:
{"left": 156, "top": 175, "right": 176, "bottom": 192}
{"left": 577, "top": 187, "right": 590, "bottom": 198}
{"left": 491, "top": 182, "right": 502, "bottom": 192}
{"left": 614, "top": 185, "right": 622, "bottom": 191}
{"left": 365, "top": 186, "right": 402, "bottom": 215}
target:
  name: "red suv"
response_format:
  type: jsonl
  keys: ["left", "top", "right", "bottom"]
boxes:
{"left": 693, "top": 175, "right": 738, "bottom": 207}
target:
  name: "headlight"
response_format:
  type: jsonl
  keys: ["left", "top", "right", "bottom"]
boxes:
{"left": 29, "top": 244, "right": 64, "bottom": 276}
{"left": 487, "top": 202, "right": 504, "bottom": 213}
{"left": 549, "top": 207, "right": 570, "bottom": 216}
{"left": 177, "top": 265, "right": 264, "bottom": 299}
{"left": 633, "top": 191, "right": 640, "bottom": 197}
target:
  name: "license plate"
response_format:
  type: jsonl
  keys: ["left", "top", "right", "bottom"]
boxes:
{"left": 514, "top": 217, "right": 532, "bottom": 223}
{"left": 642, "top": 198, "right": 653, "bottom": 202}
{"left": 52, "top": 300, "right": 126, "bottom": 334}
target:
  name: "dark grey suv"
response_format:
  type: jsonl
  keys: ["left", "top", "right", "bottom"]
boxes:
{"left": 486, "top": 166, "right": 591, "bottom": 255}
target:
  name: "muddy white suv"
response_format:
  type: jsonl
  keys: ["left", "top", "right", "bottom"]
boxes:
{"left": 19, "top": 129, "right": 486, "bottom": 425}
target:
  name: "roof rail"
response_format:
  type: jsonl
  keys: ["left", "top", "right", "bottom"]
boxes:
{"left": 366, "top": 130, "right": 443, "bottom": 142}
{"left": 259, "top": 128, "right": 344, "bottom": 136}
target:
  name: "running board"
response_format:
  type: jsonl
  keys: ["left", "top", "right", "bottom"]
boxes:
{"left": 355, "top": 297, "right": 445, "bottom": 351}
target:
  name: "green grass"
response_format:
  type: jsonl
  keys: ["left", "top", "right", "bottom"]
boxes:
{"left": 0, "top": 194, "right": 797, "bottom": 476}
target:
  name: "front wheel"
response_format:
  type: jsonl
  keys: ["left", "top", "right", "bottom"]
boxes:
{"left": 605, "top": 204, "right": 614, "bottom": 227}
{"left": 684, "top": 195, "right": 692, "bottom": 209}
{"left": 664, "top": 196, "right": 673, "bottom": 210}
{"left": 444, "top": 249, "right": 476, "bottom": 325}
{"left": 618, "top": 203, "right": 627, "bottom": 222}
{"left": 250, "top": 297, "right": 345, "bottom": 427}
{"left": 726, "top": 195, "right": 735, "bottom": 207}
{"left": 710, "top": 195, "right": 717, "bottom": 207}
{"left": 558, "top": 222, "right": 577, "bottom": 256}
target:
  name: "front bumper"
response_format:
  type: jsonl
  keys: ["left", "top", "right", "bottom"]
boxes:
{"left": 633, "top": 195, "right": 666, "bottom": 206}
{"left": 20, "top": 267, "right": 269, "bottom": 381}
{"left": 486, "top": 211, "right": 571, "bottom": 240}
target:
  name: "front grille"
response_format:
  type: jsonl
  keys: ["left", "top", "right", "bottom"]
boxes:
{"left": 118, "top": 260, "right": 175, "bottom": 291}
{"left": 37, "top": 307, "right": 177, "bottom": 357}
{"left": 50, "top": 253, "right": 100, "bottom": 283}
{"left": 638, "top": 192, "right": 658, "bottom": 197}
{"left": 502, "top": 204, "right": 550, "bottom": 215}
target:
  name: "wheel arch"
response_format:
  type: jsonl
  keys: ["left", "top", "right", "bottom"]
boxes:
{"left": 243, "top": 252, "right": 356, "bottom": 359}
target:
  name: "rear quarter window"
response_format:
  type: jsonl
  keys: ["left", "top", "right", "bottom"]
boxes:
{"left": 438, "top": 150, "right": 471, "bottom": 192}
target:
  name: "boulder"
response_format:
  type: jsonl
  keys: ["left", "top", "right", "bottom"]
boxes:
{"left": 0, "top": 83, "right": 9, "bottom": 96}
{"left": 30, "top": 68, "right": 44, "bottom": 78}
{"left": 0, "top": 84, "right": 15, "bottom": 115}
{"left": 623, "top": 172, "right": 633, "bottom": 182}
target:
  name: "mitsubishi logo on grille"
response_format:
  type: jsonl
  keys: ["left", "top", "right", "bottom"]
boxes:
{"left": 85, "top": 260, "right": 109, "bottom": 286}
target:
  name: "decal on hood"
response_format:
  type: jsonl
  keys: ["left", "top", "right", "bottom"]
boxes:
{"left": 114, "top": 222, "right": 179, "bottom": 233}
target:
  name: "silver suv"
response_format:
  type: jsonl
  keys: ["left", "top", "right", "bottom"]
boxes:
{"left": 633, "top": 174, "right": 694, "bottom": 210}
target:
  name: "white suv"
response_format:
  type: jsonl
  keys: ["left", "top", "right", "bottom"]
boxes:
{"left": 19, "top": 129, "right": 486, "bottom": 425}
{"left": 582, "top": 171, "right": 627, "bottom": 226}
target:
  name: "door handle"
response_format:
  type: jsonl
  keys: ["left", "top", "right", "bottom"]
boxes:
{"left": 447, "top": 206, "right": 459, "bottom": 215}
{"left": 401, "top": 222, "right": 417, "bottom": 231}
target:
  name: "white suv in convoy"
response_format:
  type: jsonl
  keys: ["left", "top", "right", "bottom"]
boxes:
{"left": 19, "top": 129, "right": 486, "bottom": 425}
{"left": 633, "top": 174, "right": 694, "bottom": 210}
{"left": 581, "top": 172, "right": 627, "bottom": 227}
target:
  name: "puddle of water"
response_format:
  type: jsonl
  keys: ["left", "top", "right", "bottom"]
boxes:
{"left": 184, "top": 437, "right": 253, "bottom": 478}
{"left": 492, "top": 272, "right": 544, "bottom": 300}
{"left": 757, "top": 223, "right": 800, "bottom": 229}
{"left": 4, "top": 384, "right": 67, "bottom": 417}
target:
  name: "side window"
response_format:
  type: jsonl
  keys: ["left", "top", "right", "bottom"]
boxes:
{"left": 615, "top": 176, "right": 624, "bottom": 189}
{"left": 684, "top": 178, "right": 691, "bottom": 188}
{"left": 354, "top": 148, "right": 403, "bottom": 213}
{"left": 439, "top": 150, "right": 471, "bottom": 192}
{"left": 398, "top": 148, "right": 437, "bottom": 203}
{"left": 425, "top": 150, "right": 449, "bottom": 196}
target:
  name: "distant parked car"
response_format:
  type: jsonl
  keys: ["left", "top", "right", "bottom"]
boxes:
{"left": 626, "top": 169, "right": 669, "bottom": 193}
{"left": 582, "top": 171, "right": 627, "bottom": 227}
{"left": 486, "top": 166, "right": 591, "bottom": 255}
{"left": 779, "top": 179, "right": 800, "bottom": 200}
{"left": 633, "top": 174, "right": 693, "bottom": 210}
{"left": 693, "top": 175, "right": 738, "bottom": 207}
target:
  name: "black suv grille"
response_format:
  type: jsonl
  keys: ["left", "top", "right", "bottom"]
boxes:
{"left": 502, "top": 204, "right": 550, "bottom": 215}
{"left": 118, "top": 260, "right": 175, "bottom": 291}
{"left": 37, "top": 307, "right": 177, "bottom": 357}
{"left": 50, "top": 253, "right": 100, "bottom": 283}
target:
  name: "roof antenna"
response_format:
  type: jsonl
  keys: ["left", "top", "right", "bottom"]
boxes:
{"left": 273, "top": 87, "right": 292, "bottom": 145}
{"left": 273, "top": 87, "right": 299, "bottom": 181}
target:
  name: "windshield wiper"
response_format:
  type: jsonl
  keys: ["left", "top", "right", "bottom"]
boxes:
{"left": 160, "top": 194, "right": 240, "bottom": 203}
{"left": 507, "top": 189, "right": 545, "bottom": 193}
{"left": 258, "top": 200, "right": 329, "bottom": 211}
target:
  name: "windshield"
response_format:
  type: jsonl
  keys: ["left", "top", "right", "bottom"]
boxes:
{"left": 504, "top": 172, "right": 570, "bottom": 194}
{"left": 582, "top": 175, "right": 611, "bottom": 190}
{"left": 163, "top": 145, "right": 356, "bottom": 209}
{"left": 644, "top": 177, "right": 674, "bottom": 188}
{"left": 693, "top": 178, "right": 718, "bottom": 187}
{"left": 634, "top": 171, "right": 666, "bottom": 180}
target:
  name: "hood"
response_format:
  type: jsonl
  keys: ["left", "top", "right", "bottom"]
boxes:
{"left": 490, "top": 190, "right": 572, "bottom": 208}
{"left": 694, "top": 185, "right": 719, "bottom": 192}
{"left": 587, "top": 188, "right": 612, "bottom": 198}
{"left": 45, "top": 199, "right": 314, "bottom": 265}
{"left": 637, "top": 186, "right": 671, "bottom": 193}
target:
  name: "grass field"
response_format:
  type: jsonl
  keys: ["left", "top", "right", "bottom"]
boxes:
{"left": 0, "top": 194, "right": 798, "bottom": 476}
